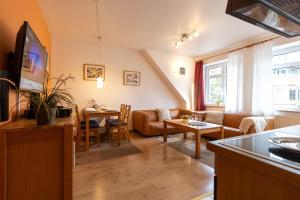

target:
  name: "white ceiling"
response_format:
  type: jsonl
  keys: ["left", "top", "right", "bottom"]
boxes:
{"left": 38, "top": 0, "right": 269, "bottom": 57}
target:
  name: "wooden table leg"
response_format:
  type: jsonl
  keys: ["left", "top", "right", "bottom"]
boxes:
{"left": 85, "top": 114, "right": 90, "bottom": 151}
{"left": 221, "top": 126, "right": 224, "bottom": 139}
{"left": 195, "top": 131, "right": 201, "bottom": 159}
{"left": 183, "top": 132, "right": 187, "bottom": 139}
{"left": 163, "top": 121, "right": 167, "bottom": 142}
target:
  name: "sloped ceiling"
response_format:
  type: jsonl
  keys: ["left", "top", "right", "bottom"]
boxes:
{"left": 38, "top": 0, "right": 269, "bottom": 57}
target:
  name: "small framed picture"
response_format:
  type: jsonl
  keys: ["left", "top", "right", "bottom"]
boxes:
{"left": 123, "top": 71, "right": 140, "bottom": 86}
{"left": 84, "top": 64, "right": 105, "bottom": 81}
{"left": 179, "top": 67, "right": 186, "bottom": 75}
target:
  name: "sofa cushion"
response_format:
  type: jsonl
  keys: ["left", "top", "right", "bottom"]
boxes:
{"left": 223, "top": 113, "right": 252, "bottom": 128}
{"left": 80, "top": 120, "right": 99, "bottom": 129}
{"left": 157, "top": 108, "right": 171, "bottom": 121}
{"left": 169, "top": 109, "right": 181, "bottom": 119}
{"left": 274, "top": 115, "right": 300, "bottom": 129}
{"left": 204, "top": 126, "right": 242, "bottom": 140}
{"left": 204, "top": 111, "right": 224, "bottom": 125}
{"left": 224, "top": 126, "right": 243, "bottom": 138}
{"left": 140, "top": 110, "right": 159, "bottom": 122}
{"left": 224, "top": 126, "right": 241, "bottom": 133}
{"left": 149, "top": 122, "right": 176, "bottom": 130}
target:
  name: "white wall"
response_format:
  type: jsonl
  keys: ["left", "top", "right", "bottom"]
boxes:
{"left": 143, "top": 49, "right": 195, "bottom": 109}
{"left": 51, "top": 38, "right": 183, "bottom": 128}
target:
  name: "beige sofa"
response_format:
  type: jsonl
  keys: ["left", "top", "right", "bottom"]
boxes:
{"left": 132, "top": 109, "right": 192, "bottom": 136}
{"left": 132, "top": 109, "right": 274, "bottom": 138}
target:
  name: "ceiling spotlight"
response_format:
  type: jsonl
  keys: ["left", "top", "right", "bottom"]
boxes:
{"left": 193, "top": 30, "right": 199, "bottom": 37}
{"left": 174, "top": 29, "right": 199, "bottom": 48}
{"left": 175, "top": 40, "right": 182, "bottom": 48}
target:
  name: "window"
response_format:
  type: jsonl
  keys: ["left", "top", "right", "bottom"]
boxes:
{"left": 204, "top": 61, "right": 227, "bottom": 105}
{"left": 272, "top": 43, "right": 300, "bottom": 110}
{"left": 289, "top": 89, "right": 296, "bottom": 101}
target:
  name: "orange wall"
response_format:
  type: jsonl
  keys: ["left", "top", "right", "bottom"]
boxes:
{"left": 0, "top": 0, "right": 51, "bottom": 126}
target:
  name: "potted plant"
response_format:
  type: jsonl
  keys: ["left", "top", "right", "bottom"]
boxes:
{"left": 0, "top": 74, "right": 74, "bottom": 125}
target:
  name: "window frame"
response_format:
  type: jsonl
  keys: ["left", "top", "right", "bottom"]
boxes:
{"left": 272, "top": 44, "right": 300, "bottom": 112}
{"left": 204, "top": 60, "right": 227, "bottom": 106}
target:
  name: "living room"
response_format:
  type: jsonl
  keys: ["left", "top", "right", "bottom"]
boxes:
{"left": 0, "top": 0, "right": 299, "bottom": 200}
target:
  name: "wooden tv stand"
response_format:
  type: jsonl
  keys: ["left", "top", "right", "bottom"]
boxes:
{"left": 0, "top": 117, "right": 74, "bottom": 200}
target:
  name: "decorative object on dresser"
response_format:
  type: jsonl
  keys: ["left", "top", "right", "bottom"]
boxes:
{"left": 84, "top": 64, "right": 105, "bottom": 81}
{"left": 123, "top": 70, "right": 140, "bottom": 86}
{"left": 1, "top": 74, "right": 74, "bottom": 125}
{"left": 29, "top": 74, "right": 74, "bottom": 125}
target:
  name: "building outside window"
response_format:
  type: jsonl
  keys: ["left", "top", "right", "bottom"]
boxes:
{"left": 204, "top": 61, "right": 227, "bottom": 105}
{"left": 272, "top": 43, "right": 300, "bottom": 110}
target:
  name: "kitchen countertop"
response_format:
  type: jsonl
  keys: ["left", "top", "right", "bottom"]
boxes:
{"left": 208, "top": 125, "right": 300, "bottom": 173}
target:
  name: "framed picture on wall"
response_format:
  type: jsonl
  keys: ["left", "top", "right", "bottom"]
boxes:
{"left": 123, "top": 70, "right": 140, "bottom": 86}
{"left": 84, "top": 64, "right": 105, "bottom": 81}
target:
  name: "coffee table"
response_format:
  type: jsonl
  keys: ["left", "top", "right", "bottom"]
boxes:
{"left": 163, "top": 119, "right": 224, "bottom": 159}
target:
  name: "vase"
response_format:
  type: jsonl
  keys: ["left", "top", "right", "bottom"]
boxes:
{"left": 36, "top": 106, "right": 57, "bottom": 125}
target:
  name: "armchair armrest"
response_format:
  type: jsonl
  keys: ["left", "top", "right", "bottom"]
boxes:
{"left": 264, "top": 117, "right": 275, "bottom": 131}
{"left": 132, "top": 111, "right": 150, "bottom": 135}
{"left": 246, "top": 117, "right": 275, "bottom": 134}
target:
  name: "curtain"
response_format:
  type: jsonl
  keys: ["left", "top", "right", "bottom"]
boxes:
{"left": 225, "top": 41, "right": 273, "bottom": 116}
{"left": 194, "top": 61, "right": 205, "bottom": 111}
{"left": 225, "top": 49, "right": 245, "bottom": 113}
{"left": 252, "top": 41, "right": 274, "bottom": 116}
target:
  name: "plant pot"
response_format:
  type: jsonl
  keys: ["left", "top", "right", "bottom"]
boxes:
{"left": 36, "top": 106, "right": 57, "bottom": 125}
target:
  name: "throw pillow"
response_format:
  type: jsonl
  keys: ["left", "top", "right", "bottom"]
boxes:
{"left": 204, "top": 111, "right": 224, "bottom": 125}
{"left": 157, "top": 108, "right": 171, "bottom": 122}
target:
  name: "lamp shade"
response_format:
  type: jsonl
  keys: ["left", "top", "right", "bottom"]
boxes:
{"left": 226, "top": 0, "right": 300, "bottom": 38}
{"left": 97, "top": 77, "right": 104, "bottom": 88}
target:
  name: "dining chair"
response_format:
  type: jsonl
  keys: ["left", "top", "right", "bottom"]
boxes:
{"left": 105, "top": 104, "right": 126, "bottom": 133}
{"left": 75, "top": 105, "right": 100, "bottom": 149}
{"left": 107, "top": 104, "right": 131, "bottom": 144}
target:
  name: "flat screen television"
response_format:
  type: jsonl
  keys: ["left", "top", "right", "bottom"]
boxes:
{"left": 11, "top": 21, "right": 48, "bottom": 92}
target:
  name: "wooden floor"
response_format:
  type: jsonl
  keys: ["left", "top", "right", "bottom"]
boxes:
{"left": 73, "top": 133, "right": 214, "bottom": 200}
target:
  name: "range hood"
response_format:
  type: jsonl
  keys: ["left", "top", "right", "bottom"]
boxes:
{"left": 226, "top": 0, "right": 300, "bottom": 38}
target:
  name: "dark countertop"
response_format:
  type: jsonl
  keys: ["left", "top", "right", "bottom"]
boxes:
{"left": 207, "top": 125, "right": 300, "bottom": 173}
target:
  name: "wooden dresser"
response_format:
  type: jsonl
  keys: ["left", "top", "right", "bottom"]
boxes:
{"left": 207, "top": 125, "right": 300, "bottom": 200}
{"left": 0, "top": 118, "right": 74, "bottom": 200}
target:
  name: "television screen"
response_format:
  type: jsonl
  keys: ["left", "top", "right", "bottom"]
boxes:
{"left": 13, "top": 22, "right": 48, "bottom": 92}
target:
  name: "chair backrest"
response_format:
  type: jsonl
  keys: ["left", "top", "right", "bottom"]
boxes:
{"left": 122, "top": 105, "right": 131, "bottom": 124}
{"left": 75, "top": 105, "right": 82, "bottom": 138}
{"left": 120, "top": 104, "right": 126, "bottom": 120}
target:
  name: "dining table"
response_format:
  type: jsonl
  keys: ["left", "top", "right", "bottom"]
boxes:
{"left": 83, "top": 109, "right": 121, "bottom": 150}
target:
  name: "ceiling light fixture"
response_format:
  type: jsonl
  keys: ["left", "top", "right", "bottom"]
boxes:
{"left": 94, "top": 0, "right": 104, "bottom": 88}
{"left": 174, "top": 29, "right": 199, "bottom": 48}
